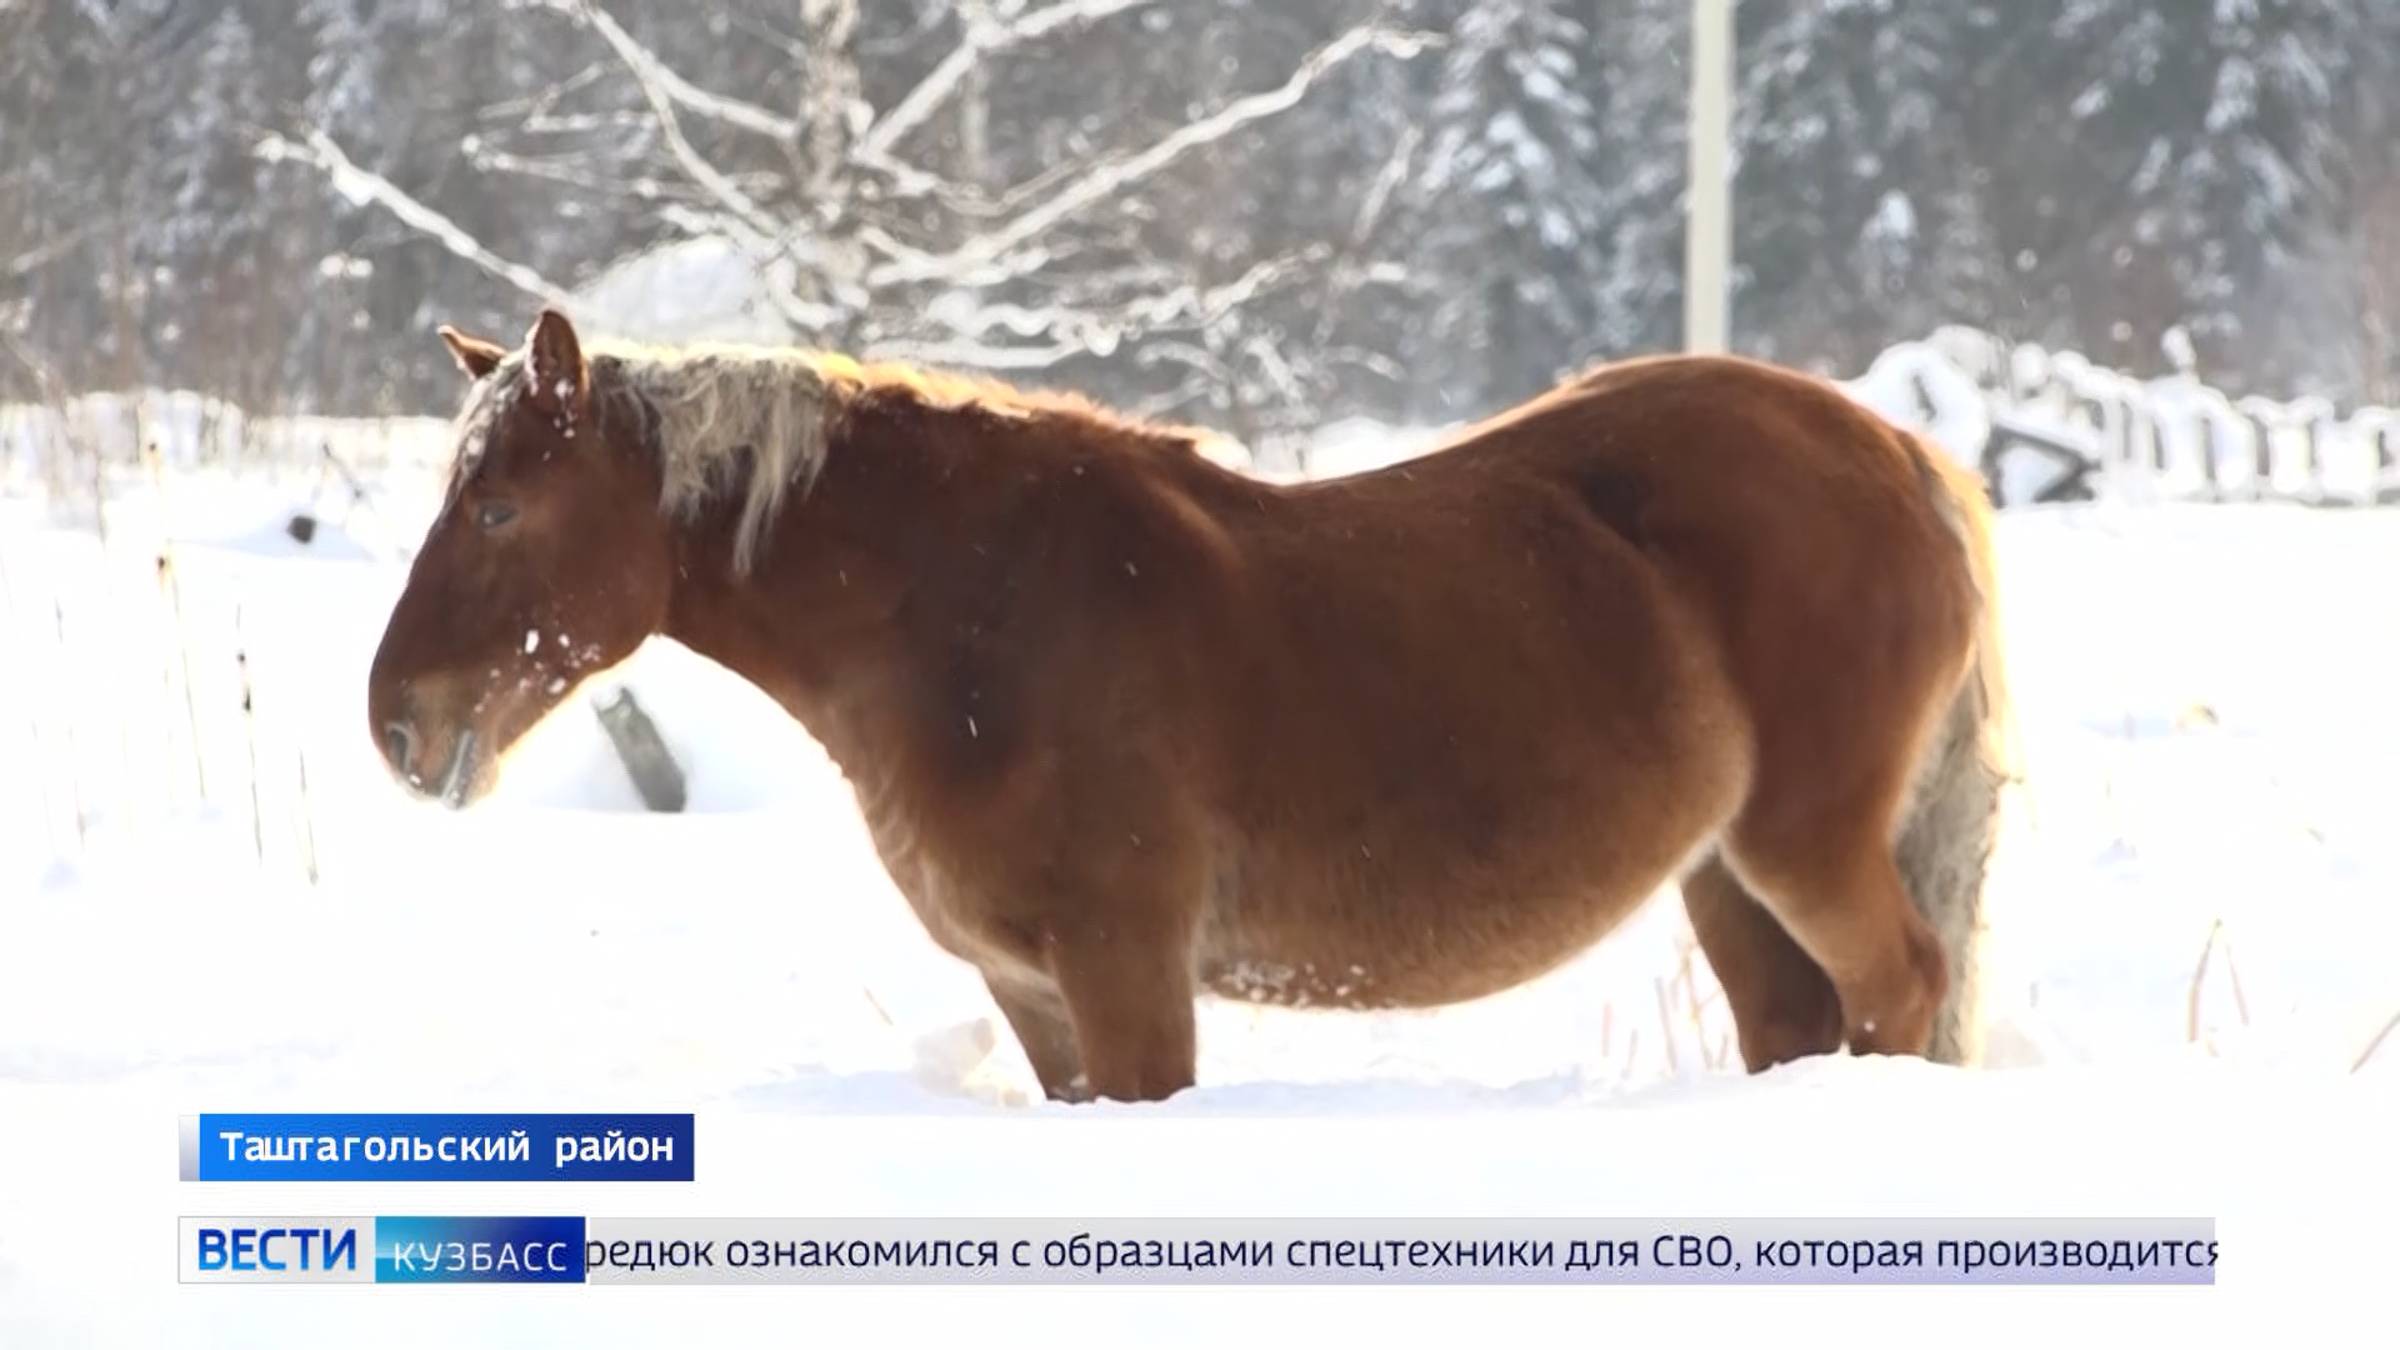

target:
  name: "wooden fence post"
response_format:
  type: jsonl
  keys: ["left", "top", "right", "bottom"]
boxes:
{"left": 592, "top": 686, "right": 687, "bottom": 813}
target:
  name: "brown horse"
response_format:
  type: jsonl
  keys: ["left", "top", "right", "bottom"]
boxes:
{"left": 370, "top": 309, "right": 2014, "bottom": 1103}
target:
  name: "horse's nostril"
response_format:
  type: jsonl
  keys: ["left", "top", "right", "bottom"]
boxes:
{"left": 384, "top": 720, "right": 416, "bottom": 770}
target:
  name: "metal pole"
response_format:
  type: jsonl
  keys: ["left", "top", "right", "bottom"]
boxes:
{"left": 1684, "top": 0, "right": 1733, "bottom": 354}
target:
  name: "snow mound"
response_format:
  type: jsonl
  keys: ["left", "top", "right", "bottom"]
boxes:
{"left": 571, "top": 237, "right": 801, "bottom": 348}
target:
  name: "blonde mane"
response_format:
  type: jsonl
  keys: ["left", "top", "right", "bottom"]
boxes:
{"left": 589, "top": 339, "right": 843, "bottom": 573}
{"left": 455, "top": 341, "right": 830, "bottom": 571}
{"left": 456, "top": 336, "right": 1213, "bottom": 573}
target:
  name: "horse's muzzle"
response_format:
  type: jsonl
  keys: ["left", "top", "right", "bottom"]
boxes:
{"left": 383, "top": 720, "right": 416, "bottom": 776}
{"left": 376, "top": 703, "right": 481, "bottom": 810}
{"left": 435, "top": 728, "right": 480, "bottom": 809}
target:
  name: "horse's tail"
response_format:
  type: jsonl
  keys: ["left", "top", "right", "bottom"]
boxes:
{"left": 1897, "top": 433, "right": 2020, "bottom": 1066}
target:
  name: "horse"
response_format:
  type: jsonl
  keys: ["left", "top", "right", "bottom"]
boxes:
{"left": 369, "top": 308, "right": 2015, "bottom": 1103}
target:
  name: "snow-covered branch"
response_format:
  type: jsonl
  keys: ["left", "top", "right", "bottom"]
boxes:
{"left": 4, "top": 222, "right": 103, "bottom": 282}
{"left": 854, "top": 0, "right": 1161, "bottom": 166}
{"left": 646, "top": 207, "right": 854, "bottom": 333}
{"left": 255, "top": 129, "right": 579, "bottom": 308}
{"left": 568, "top": 0, "right": 790, "bottom": 247}
{"left": 1125, "top": 247, "right": 1330, "bottom": 331}
{"left": 0, "top": 328, "right": 68, "bottom": 395}
{"left": 863, "top": 333, "right": 1093, "bottom": 370}
{"left": 796, "top": 0, "right": 867, "bottom": 195}
{"left": 474, "top": 61, "right": 613, "bottom": 133}
{"left": 258, "top": 8, "right": 1427, "bottom": 397}
{"left": 465, "top": 141, "right": 692, "bottom": 205}
{"left": 869, "top": 25, "right": 1433, "bottom": 287}
{"left": 865, "top": 245, "right": 1329, "bottom": 374}
{"left": 535, "top": 0, "right": 799, "bottom": 142}
{"left": 1348, "top": 124, "right": 1420, "bottom": 251}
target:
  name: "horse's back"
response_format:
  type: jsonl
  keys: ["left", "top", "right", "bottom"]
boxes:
{"left": 1210, "top": 352, "right": 1969, "bottom": 696}
{"left": 1541, "top": 356, "right": 1983, "bottom": 809}
{"left": 1159, "top": 363, "right": 1776, "bottom": 1004}
{"left": 1413, "top": 352, "right": 1985, "bottom": 827}
{"left": 1157, "top": 355, "right": 1978, "bottom": 1007}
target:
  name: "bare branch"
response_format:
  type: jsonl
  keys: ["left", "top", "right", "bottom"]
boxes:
{"left": 1188, "top": 248, "right": 1329, "bottom": 326}
{"left": 475, "top": 62, "right": 612, "bottom": 128}
{"left": 1135, "top": 339, "right": 1236, "bottom": 384}
{"left": 888, "top": 150, "right": 1107, "bottom": 222}
{"left": 569, "top": 0, "right": 789, "bottom": 246}
{"left": 256, "top": 129, "right": 578, "bottom": 308}
{"left": 534, "top": 0, "right": 799, "bottom": 142}
{"left": 855, "top": 0, "right": 1161, "bottom": 166}
{"left": 869, "top": 25, "right": 1433, "bottom": 288}
{"left": 864, "top": 333, "right": 1091, "bottom": 370}
{"left": 511, "top": 109, "right": 661, "bottom": 137}
{"left": 1243, "top": 331, "right": 1307, "bottom": 407}
{"left": 0, "top": 328, "right": 69, "bottom": 397}
{"left": 872, "top": 245, "right": 1328, "bottom": 378}
{"left": 466, "top": 143, "right": 695, "bottom": 206}
{"left": 1089, "top": 248, "right": 1330, "bottom": 335}
{"left": 1318, "top": 344, "right": 1409, "bottom": 385}
{"left": 797, "top": 0, "right": 867, "bottom": 196}
{"left": 5, "top": 222, "right": 105, "bottom": 282}
{"left": 1313, "top": 123, "right": 1420, "bottom": 344}
{"left": 1347, "top": 123, "right": 1421, "bottom": 251}
{"left": 1124, "top": 374, "right": 1220, "bottom": 421}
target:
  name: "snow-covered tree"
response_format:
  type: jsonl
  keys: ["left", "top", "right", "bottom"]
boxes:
{"left": 267, "top": 0, "right": 1432, "bottom": 446}
{"left": 2005, "top": 0, "right": 2363, "bottom": 382}
{"left": 1400, "top": 0, "right": 1617, "bottom": 409}
{"left": 1733, "top": 0, "right": 2022, "bottom": 374}
{"left": 7, "top": 0, "right": 2400, "bottom": 422}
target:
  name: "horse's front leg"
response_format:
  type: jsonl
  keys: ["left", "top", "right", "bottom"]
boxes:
{"left": 1038, "top": 912, "right": 1199, "bottom": 1104}
{"left": 981, "top": 975, "right": 1090, "bottom": 1103}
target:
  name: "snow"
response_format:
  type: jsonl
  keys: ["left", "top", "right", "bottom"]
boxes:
{"left": 1842, "top": 339, "right": 1994, "bottom": 467}
{"left": 1299, "top": 416, "right": 1456, "bottom": 478}
{"left": 2, "top": 397, "right": 2397, "bottom": 1342}
{"left": 0, "top": 392, "right": 448, "bottom": 490}
{"left": 1868, "top": 189, "right": 1918, "bottom": 243}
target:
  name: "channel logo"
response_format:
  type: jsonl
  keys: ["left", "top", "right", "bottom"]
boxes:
{"left": 181, "top": 1217, "right": 587, "bottom": 1284}
{"left": 182, "top": 1218, "right": 371, "bottom": 1285}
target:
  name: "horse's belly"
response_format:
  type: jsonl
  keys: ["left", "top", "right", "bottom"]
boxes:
{"left": 1196, "top": 869, "right": 1666, "bottom": 1011}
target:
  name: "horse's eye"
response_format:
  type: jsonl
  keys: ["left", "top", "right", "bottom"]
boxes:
{"left": 476, "top": 500, "right": 518, "bottom": 529}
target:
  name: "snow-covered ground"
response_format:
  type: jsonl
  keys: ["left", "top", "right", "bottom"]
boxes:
{"left": 1, "top": 434, "right": 2395, "bottom": 1343}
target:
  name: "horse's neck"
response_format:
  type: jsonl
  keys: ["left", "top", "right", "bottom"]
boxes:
{"left": 654, "top": 397, "right": 1000, "bottom": 761}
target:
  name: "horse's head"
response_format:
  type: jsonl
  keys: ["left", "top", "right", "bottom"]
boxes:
{"left": 369, "top": 309, "right": 673, "bottom": 806}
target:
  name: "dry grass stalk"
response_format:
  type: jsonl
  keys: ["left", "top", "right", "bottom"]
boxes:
{"left": 155, "top": 553, "right": 206, "bottom": 803}
{"left": 292, "top": 745, "right": 320, "bottom": 886}
{"left": 233, "top": 604, "right": 263, "bottom": 864}
{"left": 2351, "top": 1007, "right": 2400, "bottom": 1075}
{"left": 1653, "top": 976, "right": 1681, "bottom": 1076}
{"left": 2187, "top": 917, "right": 2255, "bottom": 1056}
{"left": 53, "top": 598, "right": 86, "bottom": 853}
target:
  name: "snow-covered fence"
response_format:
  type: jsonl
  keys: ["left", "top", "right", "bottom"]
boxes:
{"left": 13, "top": 330, "right": 2399, "bottom": 515}
{"left": 0, "top": 391, "right": 451, "bottom": 485}
{"left": 1287, "top": 329, "right": 2400, "bottom": 510}
{"left": 1844, "top": 327, "right": 2400, "bottom": 509}
{"left": 0, "top": 392, "right": 455, "bottom": 553}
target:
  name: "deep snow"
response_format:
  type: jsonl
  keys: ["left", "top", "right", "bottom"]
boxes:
{"left": 0, "top": 426, "right": 2394, "bottom": 1343}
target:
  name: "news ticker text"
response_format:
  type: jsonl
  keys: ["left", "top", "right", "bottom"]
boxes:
{"left": 180, "top": 1217, "right": 2216, "bottom": 1286}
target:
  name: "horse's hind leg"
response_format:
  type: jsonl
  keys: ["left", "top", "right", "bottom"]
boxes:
{"left": 1682, "top": 853, "right": 1844, "bottom": 1071}
{"left": 1723, "top": 804, "right": 1947, "bottom": 1059}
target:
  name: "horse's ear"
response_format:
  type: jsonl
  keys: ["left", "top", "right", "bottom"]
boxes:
{"left": 523, "top": 309, "right": 587, "bottom": 415}
{"left": 437, "top": 325, "right": 506, "bottom": 380}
